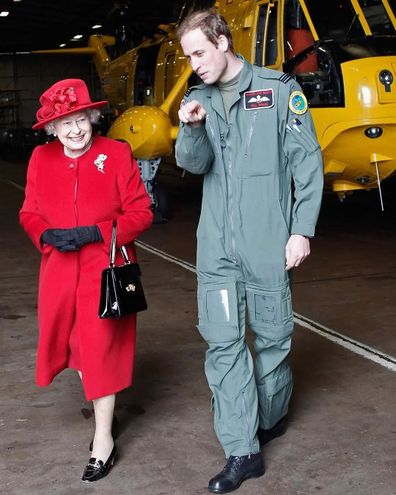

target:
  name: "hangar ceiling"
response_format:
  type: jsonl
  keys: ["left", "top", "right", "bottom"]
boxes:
{"left": 0, "top": 0, "right": 183, "bottom": 53}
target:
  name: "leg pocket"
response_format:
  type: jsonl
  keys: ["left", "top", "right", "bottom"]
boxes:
{"left": 257, "top": 365, "right": 293, "bottom": 429}
{"left": 246, "top": 283, "right": 293, "bottom": 338}
{"left": 197, "top": 279, "right": 239, "bottom": 343}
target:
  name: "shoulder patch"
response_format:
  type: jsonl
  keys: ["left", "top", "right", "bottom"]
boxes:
{"left": 289, "top": 91, "right": 308, "bottom": 115}
{"left": 279, "top": 73, "right": 293, "bottom": 84}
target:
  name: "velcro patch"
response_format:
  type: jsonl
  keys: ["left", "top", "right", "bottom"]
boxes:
{"left": 244, "top": 89, "right": 274, "bottom": 110}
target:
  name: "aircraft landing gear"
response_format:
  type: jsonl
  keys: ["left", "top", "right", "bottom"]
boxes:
{"left": 137, "top": 158, "right": 169, "bottom": 223}
{"left": 152, "top": 181, "right": 169, "bottom": 223}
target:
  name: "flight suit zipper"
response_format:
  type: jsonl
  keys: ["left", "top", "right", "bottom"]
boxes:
{"left": 224, "top": 128, "right": 237, "bottom": 263}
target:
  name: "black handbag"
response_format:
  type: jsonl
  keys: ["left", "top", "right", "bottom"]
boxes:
{"left": 98, "top": 221, "right": 147, "bottom": 319}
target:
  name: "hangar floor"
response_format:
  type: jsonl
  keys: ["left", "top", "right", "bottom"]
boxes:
{"left": 1, "top": 157, "right": 396, "bottom": 495}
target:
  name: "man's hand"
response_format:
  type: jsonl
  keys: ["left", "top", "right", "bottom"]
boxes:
{"left": 285, "top": 234, "right": 310, "bottom": 271}
{"left": 178, "top": 100, "right": 207, "bottom": 128}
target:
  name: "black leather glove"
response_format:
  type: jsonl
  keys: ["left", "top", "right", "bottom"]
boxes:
{"left": 41, "top": 226, "right": 102, "bottom": 252}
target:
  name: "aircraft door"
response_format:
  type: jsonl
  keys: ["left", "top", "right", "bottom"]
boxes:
{"left": 359, "top": 0, "right": 396, "bottom": 34}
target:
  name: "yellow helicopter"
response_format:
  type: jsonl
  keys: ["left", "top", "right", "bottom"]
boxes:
{"left": 34, "top": 0, "right": 396, "bottom": 216}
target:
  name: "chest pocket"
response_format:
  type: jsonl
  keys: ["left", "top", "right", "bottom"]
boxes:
{"left": 241, "top": 109, "right": 277, "bottom": 177}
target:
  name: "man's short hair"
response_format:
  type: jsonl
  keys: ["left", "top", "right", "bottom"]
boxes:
{"left": 177, "top": 9, "right": 234, "bottom": 53}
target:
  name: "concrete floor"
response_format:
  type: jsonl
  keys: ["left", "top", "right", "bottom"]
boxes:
{"left": 1, "top": 156, "right": 396, "bottom": 495}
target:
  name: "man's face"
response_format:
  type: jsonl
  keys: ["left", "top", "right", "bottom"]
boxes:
{"left": 180, "top": 28, "right": 228, "bottom": 84}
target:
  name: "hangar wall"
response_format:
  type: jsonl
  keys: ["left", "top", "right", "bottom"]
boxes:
{"left": 0, "top": 55, "right": 99, "bottom": 129}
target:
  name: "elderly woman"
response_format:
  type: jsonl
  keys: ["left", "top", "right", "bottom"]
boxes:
{"left": 20, "top": 79, "right": 153, "bottom": 482}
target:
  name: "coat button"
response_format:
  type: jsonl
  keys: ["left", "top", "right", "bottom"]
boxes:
{"left": 69, "top": 163, "right": 74, "bottom": 169}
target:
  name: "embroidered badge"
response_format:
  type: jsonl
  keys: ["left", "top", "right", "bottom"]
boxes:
{"left": 94, "top": 154, "right": 107, "bottom": 173}
{"left": 244, "top": 89, "right": 274, "bottom": 110}
{"left": 289, "top": 91, "right": 308, "bottom": 115}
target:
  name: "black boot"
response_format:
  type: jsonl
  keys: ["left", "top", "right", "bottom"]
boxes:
{"left": 208, "top": 453, "right": 265, "bottom": 493}
{"left": 257, "top": 416, "right": 287, "bottom": 446}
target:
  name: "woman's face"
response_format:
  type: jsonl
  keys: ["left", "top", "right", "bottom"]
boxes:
{"left": 53, "top": 111, "right": 93, "bottom": 157}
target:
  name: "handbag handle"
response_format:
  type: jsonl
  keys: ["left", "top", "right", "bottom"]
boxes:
{"left": 109, "top": 221, "right": 131, "bottom": 267}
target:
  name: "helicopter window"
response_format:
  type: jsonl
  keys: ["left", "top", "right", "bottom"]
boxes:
{"left": 254, "top": 3, "right": 279, "bottom": 66}
{"left": 284, "top": 0, "right": 316, "bottom": 70}
{"left": 285, "top": 45, "right": 344, "bottom": 108}
{"left": 254, "top": 5, "right": 266, "bottom": 66}
{"left": 265, "top": 3, "right": 278, "bottom": 66}
{"left": 391, "top": 0, "right": 396, "bottom": 15}
{"left": 134, "top": 44, "right": 161, "bottom": 105}
{"left": 359, "top": 0, "right": 395, "bottom": 35}
{"left": 303, "top": 0, "right": 366, "bottom": 41}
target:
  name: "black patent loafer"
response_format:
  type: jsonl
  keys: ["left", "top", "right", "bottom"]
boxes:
{"left": 89, "top": 415, "right": 118, "bottom": 452}
{"left": 257, "top": 416, "right": 287, "bottom": 446}
{"left": 82, "top": 444, "right": 117, "bottom": 483}
{"left": 208, "top": 452, "right": 265, "bottom": 493}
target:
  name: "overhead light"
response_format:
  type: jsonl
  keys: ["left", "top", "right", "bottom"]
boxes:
{"left": 59, "top": 43, "right": 66, "bottom": 48}
{"left": 72, "top": 34, "right": 83, "bottom": 39}
{"left": 92, "top": 24, "right": 102, "bottom": 29}
{"left": 13, "top": 0, "right": 22, "bottom": 2}
{"left": 0, "top": 11, "right": 10, "bottom": 16}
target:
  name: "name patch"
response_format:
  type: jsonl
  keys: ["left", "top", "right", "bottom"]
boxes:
{"left": 244, "top": 89, "right": 274, "bottom": 110}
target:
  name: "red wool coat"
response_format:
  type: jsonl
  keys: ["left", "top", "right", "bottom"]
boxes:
{"left": 20, "top": 135, "right": 153, "bottom": 400}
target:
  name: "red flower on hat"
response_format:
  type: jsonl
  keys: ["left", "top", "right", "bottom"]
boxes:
{"left": 37, "top": 87, "right": 78, "bottom": 122}
{"left": 50, "top": 87, "right": 77, "bottom": 112}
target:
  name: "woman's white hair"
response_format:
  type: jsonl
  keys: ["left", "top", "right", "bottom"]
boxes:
{"left": 44, "top": 108, "right": 102, "bottom": 136}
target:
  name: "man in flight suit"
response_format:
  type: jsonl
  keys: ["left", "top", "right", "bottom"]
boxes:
{"left": 175, "top": 9, "right": 323, "bottom": 494}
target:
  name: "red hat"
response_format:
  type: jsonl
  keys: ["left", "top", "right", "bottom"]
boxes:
{"left": 32, "top": 78, "right": 108, "bottom": 130}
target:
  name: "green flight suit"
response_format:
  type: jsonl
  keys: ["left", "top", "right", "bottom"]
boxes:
{"left": 175, "top": 58, "right": 323, "bottom": 458}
